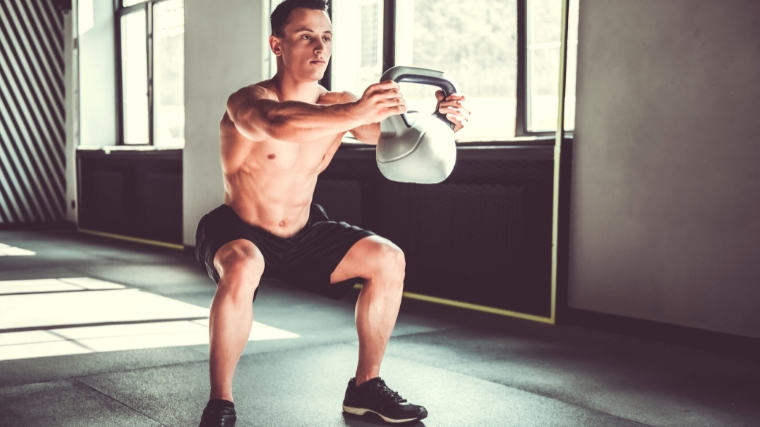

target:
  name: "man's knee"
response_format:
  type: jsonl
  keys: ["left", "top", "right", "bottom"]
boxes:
{"left": 214, "top": 240, "right": 264, "bottom": 300}
{"left": 366, "top": 238, "right": 406, "bottom": 281}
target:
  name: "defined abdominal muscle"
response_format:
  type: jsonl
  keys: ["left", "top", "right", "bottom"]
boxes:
{"left": 223, "top": 167, "right": 319, "bottom": 238}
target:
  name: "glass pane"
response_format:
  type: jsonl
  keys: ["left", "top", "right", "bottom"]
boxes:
{"left": 121, "top": 9, "right": 149, "bottom": 145}
{"left": 331, "top": 0, "right": 384, "bottom": 97}
{"left": 527, "top": 0, "right": 579, "bottom": 132}
{"left": 123, "top": 0, "right": 148, "bottom": 7}
{"left": 394, "top": 0, "right": 518, "bottom": 142}
{"left": 153, "top": 0, "right": 185, "bottom": 147}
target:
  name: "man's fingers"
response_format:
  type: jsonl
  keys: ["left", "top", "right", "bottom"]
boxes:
{"left": 376, "top": 98, "right": 405, "bottom": 114}
{"left": 439, "top": 106, "right": 467, "bottom": 116}
{"left": 369, "top": 81, "right": 400, "bottom": 94}
{"left": 371, "top": 89, "right": 404, "bottom": 103}
{"left": 439, "top": 100, "right": 467, "bottom": 109}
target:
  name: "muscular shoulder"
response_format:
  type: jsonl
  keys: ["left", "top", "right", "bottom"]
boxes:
{"left": 317, "top": 90, "right": 356, "bottom": 106}
{"left": 229, "top": 83, "right": 279, "bottom": 106}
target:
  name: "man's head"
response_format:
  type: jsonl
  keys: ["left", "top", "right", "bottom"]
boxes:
{"left": 270, "top": 0, "right": 332, "bottom": 82}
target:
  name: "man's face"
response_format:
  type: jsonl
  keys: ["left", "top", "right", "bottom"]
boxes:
{"left": 272, "top": 8, "right": 332, "bottom": 81}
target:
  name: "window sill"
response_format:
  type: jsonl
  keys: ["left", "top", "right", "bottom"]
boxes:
{"left": 77, "top": 145, "right": 183, "bottom": 153}
{"left": 76, "top": 146, "right": 182, "bottom": 160}
{"left": 340, "top": 132, "right": 573, "bottom": 148}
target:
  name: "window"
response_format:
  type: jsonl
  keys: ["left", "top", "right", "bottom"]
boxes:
{"left": 331, "top": 0, "right": 385, "bottom": 97}
{"left": 394, "top": 0, "right": 518, "bottom": 142}
{"left": 120, "top": 8, "right": 148, "bottom": 145}
{"left": 526, "top": 0, "right": 578, "bottom": 133}
{"left": 117, "top": 0, "right": 185, "bottom": 147}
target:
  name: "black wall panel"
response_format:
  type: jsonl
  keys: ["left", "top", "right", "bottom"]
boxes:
{"left": 77, "top": 150, "right": 183, "bottom": 244}
{"left": 0, "top": 0, "right": 65, "bottom": 225}
{"left": 314, "top": 145, "right": 556, "bottom": 317}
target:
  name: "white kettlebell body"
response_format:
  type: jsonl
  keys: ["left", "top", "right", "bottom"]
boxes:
{"left": 376, "top": 66, "right": 459, "bottom": 184}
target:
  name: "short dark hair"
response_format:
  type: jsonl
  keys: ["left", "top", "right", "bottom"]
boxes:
{"left": 270, "top": 0, "right": 329, "bottom": 37}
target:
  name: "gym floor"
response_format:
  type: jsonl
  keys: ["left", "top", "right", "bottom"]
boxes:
{"left": 0, "top": 230, "right": 758, "bottom": 427}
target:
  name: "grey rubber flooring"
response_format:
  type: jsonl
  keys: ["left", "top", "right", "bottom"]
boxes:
{"left": 1, "top": 230, "right": 758, "bottom": 427}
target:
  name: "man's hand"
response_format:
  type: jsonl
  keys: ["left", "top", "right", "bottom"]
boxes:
{"left": 435, "top": 90, "right": 470, "bottom": 133}
{"left": 351, "top": 81, "right": 407, "bottom": 125}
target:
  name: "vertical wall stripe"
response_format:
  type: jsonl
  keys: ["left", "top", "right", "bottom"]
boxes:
{"left": 0, "top": 16, "right": 48, "bottom": 221}
{"left": 0, "top": 52, "right": 55, "bottom": 221}
{"left": 1, "top": 2, "right": 65, "bottom": 178}
{"left": 30, "top": 0, "right": 67, "bottom": 194}
{"left": 0, "top": 74, "right": 44, "bottom": 222}
{"left": 12, "top": 1, "right": 65, "bottom": 125}
{"left": 22, "top": 2, "right": 64, "bottom": 165}
{"left": 0, "top": 15, "right": 64, "bottom": 218}
{"left": 8, "top": 1, "right": 65, "bottom": 144}
{"left": 0, "top": 0, "right": 64, "bottom": 225}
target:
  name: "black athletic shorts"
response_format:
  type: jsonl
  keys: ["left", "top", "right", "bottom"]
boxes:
{"left": 195, "top": 203, "right": 375, "bottom": 301}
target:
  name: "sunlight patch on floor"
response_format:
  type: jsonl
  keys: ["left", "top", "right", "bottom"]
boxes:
{"left": 0, "top": 277, "right": 125, "bottom": 295}
{"left": 0, "top": 243, "right": 35, "bottom": 256}
{"left": 0, "top": 278, "right": 298, "bottom": 361}
{"left": 0, "top": 320, "right": 298, "bottom": 361}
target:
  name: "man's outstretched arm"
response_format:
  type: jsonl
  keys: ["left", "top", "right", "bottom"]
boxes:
{"left": 227, "top": 82, "right": 404, "bottom": 143}
{"left": 342, "top": 92, "right": 382, "bottom": 145}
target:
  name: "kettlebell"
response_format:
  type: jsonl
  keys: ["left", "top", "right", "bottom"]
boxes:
{"left": 376, "top": 66, "right": 460, "bottom": 184}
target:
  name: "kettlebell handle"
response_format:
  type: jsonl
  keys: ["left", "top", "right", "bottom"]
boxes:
{"left": 380, "top": 66, "right": 460, "bottom": 130}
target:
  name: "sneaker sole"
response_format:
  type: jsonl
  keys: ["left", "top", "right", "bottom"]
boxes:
{"left": 342, "top": 405, "right": 425, "bottom": 423}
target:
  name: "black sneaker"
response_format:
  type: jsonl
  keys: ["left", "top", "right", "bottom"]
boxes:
{"left": 198, "top": 399, "right": 237, "bottom": 427}
{"left": 343, "top": 377, "right": 428, "bottom": 424}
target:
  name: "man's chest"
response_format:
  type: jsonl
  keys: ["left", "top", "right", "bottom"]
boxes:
{"left": 247, "top": 134, "right": 343, "bottom": 173}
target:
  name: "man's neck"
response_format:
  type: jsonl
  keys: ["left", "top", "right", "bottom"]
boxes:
{"left": 272, "top": 71, "right": 320, "bottom": 103}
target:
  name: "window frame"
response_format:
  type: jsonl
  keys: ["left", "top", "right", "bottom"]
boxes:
{"left": 518, "top": 0, "right": 575, "bottom": 137}
{"left": 327, "top": 0, "right": 571, "bottom": 144}
{"left": 115, "top": 0, "right": 179, "bottom": 146}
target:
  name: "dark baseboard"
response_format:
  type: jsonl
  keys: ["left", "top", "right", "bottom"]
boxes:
{"left": 562, "top": 307, "right": 760, "bottom": 361}
{"left": 0, "top": 221, "right": 77, "bottom": 231}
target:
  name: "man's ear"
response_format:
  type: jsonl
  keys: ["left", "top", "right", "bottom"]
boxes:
{"left": 269, "top": 35, "right": 282, "bottom": 56}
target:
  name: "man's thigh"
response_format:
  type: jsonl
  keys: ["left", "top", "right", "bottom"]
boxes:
{"left": 280, "top": 220, "right": 375, "bottom": 300}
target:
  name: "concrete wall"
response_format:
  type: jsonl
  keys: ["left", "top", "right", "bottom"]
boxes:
{"left": 569, "top": 0, "right": 760, "bottom": 338}
{"left": 183, "top": 0, "right": 266, "bottom": 245}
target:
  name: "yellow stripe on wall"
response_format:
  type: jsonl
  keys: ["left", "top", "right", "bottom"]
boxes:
{"left": 77, "top": 229, "right": 184, "bottom": 251}
{"left": 353, "top": 284, "right": 554, "bottom": 325}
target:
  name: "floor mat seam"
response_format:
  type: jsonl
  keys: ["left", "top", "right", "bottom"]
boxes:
{"left": 74, "top": 378, "right": 170, "bottom": 427}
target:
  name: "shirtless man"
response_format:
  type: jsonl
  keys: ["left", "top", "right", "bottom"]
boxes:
{"left": 195, "top": 0, "right": 470, "bottom": 425}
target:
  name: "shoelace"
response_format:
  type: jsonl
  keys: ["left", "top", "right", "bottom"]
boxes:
{"left": 373, "top": 379, "right": 408, "bottom": 404}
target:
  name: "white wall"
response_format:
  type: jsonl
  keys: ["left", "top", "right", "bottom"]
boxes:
{"left": 569, "top": 0, "right": 760, "bottom": 338}
{"left": 78, "top": 0, "right": 116, "bottom": 147}
{"left": 183, "top": 0, "right": 266, "bottom": 246}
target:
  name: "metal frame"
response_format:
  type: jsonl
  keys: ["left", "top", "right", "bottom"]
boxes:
{"left": 382, "top": 0, "right": 395, "bottom": 72}
{"left": 549, "top": 0, "right": 571, "bottom": 324}
{"left": 517, "top": 0, "right": 573, "bottom": 138}
{"left": 114, "top": 0, "right": 174, "bottom": 146}
{"left": 515, "top": 0, "right": 530, "bottom": 137}
{"left": 318, "top": 0, "right": 333, "bottom": 90}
